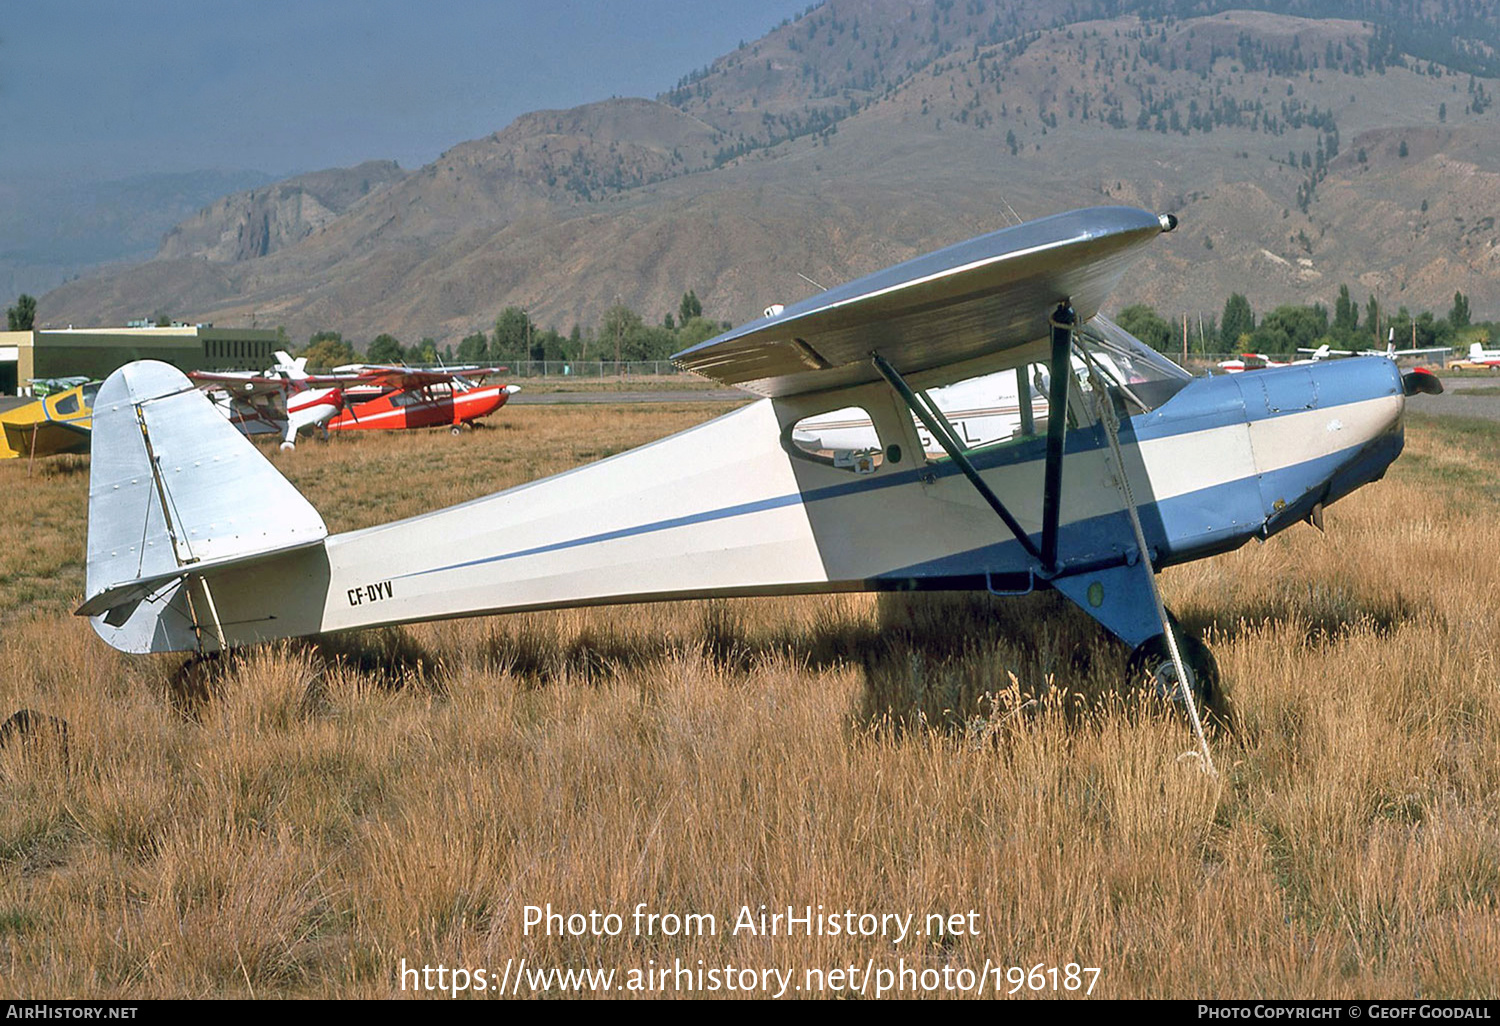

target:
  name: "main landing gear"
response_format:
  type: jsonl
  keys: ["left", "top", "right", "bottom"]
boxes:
{"left": 1126, "top": 620, "right": 1221, "bottom": 717}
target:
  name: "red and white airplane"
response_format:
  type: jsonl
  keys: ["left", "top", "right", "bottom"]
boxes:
{"left": 191, "top": 351, "right": 347, "bottom": 451}
{"left": 1217, "top": 352, "right": 1297, "bottom": 373}
{"left": 192, "top": 354, "right": 517, "bottom": 449}
{"left": 1219, "top": 345, "right": 1338, "bottom": 373}
{"left": 321, "top": 365, "right": 519, "bottom": 435}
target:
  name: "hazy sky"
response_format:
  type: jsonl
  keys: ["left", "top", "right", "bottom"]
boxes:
{"left": 1, "top": 0, "right": 811, "bottom": 182}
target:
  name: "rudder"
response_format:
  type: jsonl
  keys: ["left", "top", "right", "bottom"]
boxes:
{"left": 78, "top": 361, "right": 327, "bottom": 647}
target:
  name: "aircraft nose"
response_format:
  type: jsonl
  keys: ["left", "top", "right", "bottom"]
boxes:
{"left": 1302, "top": 354, "right": 1405, "bottom": 416}
{"left": 1237, "top": 355, "right": 1404, "bottom": 420}
{"left": 1242, "top": 357, "right": 1406, "bottom": 536}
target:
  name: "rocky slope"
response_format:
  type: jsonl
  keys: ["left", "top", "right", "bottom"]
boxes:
{"left": 38, "top": 1, "right": 1500, "bottom": 344}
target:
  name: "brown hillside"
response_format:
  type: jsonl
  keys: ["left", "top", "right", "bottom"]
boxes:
{"left": 38, "top": 6, "right": 1500, "bottom": 346}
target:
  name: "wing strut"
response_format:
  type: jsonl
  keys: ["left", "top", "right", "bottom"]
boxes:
{"left": 1077, "top": 344, "right": 1217, "bottom": 775}
{"left": 1041, "top": 303, "right": 1074, "bottom": 573}
{"left": 870, "top": 353, "right": 1044, "bottom": 566}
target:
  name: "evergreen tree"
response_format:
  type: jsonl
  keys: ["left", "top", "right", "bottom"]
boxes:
{"left": 1333, "top": 284, "right": 1359, "bottom": 338}
{"left": 6, "top": 294, "right": 36, "bottom": 331}
{"left": 456, "top": 331, "right": 488, "bottom": 362}
{"left": 679, "top": 290, "right": 703, "bottom": 325}
{"left": 1220, "top": 293, "right": 1255, "bottom": 347}
{"left": 493, "top": 307, "right": 534, "bottom": 360}
{"left": 1249, "top": 304, "right": 1328, "bottom": 355}
{"left": 367, "top": 333, "right": 404, "bottom": 363}
{"left": 1449, "top": 290, "right": 1471, "bottom": 329}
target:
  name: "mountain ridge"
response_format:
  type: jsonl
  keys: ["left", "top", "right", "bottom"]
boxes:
{"left": 36, "top": 1, "right": 1500, "bottom": 344}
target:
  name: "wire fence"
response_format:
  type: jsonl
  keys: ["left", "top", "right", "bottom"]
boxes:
{"left": 493, "top": 352, "right": 1464, "bottom": 380}
{"left": 500, "top": 360, "right": 692, "bottom": 378}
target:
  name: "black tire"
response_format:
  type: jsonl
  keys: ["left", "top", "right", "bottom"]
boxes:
{"left": 1126, "top": 628, "right": 1220, "bottom": 715}
{"left": 450, "top": 425, "right": 463, "bottom": 435}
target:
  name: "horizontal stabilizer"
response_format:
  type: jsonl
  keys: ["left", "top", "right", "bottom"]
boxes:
{"left": 79, "top": 361, "right": 327, "bottom": 620}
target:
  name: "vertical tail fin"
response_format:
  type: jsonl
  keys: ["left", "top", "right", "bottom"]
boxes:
{"left": 273, "top": 350, "right": 308, "bottom": 380}
{"left": 78, "top": 362, "right": 327, "bottom": 631}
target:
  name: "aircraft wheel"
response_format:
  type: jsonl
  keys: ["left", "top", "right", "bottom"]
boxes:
{"left": 1126, "top": 627, "right": 1220, "bottom": 716}
{"left": 451, "top": 425, "right": 463, "bottom": 436}
{"left": 279, "top": 441, "right": 296, "bottom": 452}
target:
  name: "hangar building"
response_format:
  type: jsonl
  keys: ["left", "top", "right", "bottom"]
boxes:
{"left": 0, "top": 325, "right": 282, "bottom": 394}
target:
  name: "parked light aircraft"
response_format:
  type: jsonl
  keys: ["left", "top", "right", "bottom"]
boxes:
{"left": 1218, "top": 346, "right": 1335, "bottom": 373}
{"left": 192, "top": 355, "right": 515, "bottom": 448}
{"left": 1299, "top": 333, "right": 1449, "bottom": 364}
{"left": 321, "top": 365, "right": 518, "bottom": 436}
{"left": 1462, "top": 341, "right": 1500, "bottom": 368}
{"left": 191, "top": 351, "right": 348, "bottom": 451}
{"left": 76, "top": 206, "right": 1439, "bottom": 765}
{"left": 0, "top": 380, "right": 99, "bottom": 462}
{"left": 792, "top": 369, "right": 1044, "bottom": 457}
{"left": 1216, "top": 352, "right": 1289, "bottom": 373}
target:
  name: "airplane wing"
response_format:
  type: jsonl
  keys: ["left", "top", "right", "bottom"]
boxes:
{"left": 190, "top": 369, "right": 371, "bottom": 393}
{"left": 672, "top": 206, "right": 1175, "bottom": 397}
{"left": 188, "top": 371, "right": 291, "bottom": 397}
{"left": 1, "top": 418, "right": 91, "bottom": 459}
{"left": 347, "top": 366, "right": 507, "bottom": 390}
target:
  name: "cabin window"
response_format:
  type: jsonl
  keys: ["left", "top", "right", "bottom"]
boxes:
{"left": 785, "top": 406, "right": 884, "bottom": 474}
{"left": 1076, "top": 315, "right": 1191, "bottom": 414}
{"left": 53, "top": 393, "right": 80, "bottom": 416}
{"left": 905, "top": 364, "right": 1052, "bottom": 460}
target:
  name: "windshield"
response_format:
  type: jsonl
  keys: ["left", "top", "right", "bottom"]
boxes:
{"left": 1076, "top": 314, "right": 1191, "bottom": 414}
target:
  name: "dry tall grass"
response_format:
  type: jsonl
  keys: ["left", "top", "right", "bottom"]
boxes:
{"left": 1, "top": 404, "right": 1497, "bottom": 998}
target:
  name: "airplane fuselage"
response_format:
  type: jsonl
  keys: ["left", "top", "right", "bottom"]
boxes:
{"left": 325, "top": 384, "right": 511, "bottom": 432}
{"left": 90, "top": 356, "right": 1407, "bottom": 654}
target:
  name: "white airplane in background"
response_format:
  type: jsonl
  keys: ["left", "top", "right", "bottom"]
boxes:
{"left": 792, "top": 368, "right": 1048, "bottom": 460}
{"left": 76, "top": 206, "right": 1445, "bottom": 770}
{"left": 191, "top": 351, "right": 347, "bottom": 451}
{"left": 1463, "top": 341, "right": 1500, "bottom": 368}
{"left": 1217, "top": 346, "right": 1331, "bottom": 373}
{"left": 1301, "top": 331, "right": 1449, "bottom": 364}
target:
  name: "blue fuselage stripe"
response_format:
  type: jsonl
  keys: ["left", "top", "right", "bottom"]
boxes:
{"left": 393, "top": 360, "right": 1400, "bottom": 586}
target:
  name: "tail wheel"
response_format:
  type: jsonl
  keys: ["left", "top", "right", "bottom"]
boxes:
{"left": 1126, "top": 627, "right": 1221, "bottom": 716}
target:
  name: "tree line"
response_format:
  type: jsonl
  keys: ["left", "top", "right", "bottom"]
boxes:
{"left": 296, "top": 291, "right": 728, "bottom": 370}
{"left": 1115, "top": 287, "right": 1489, "bottom": 357}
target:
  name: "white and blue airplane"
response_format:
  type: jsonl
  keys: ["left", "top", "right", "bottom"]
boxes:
{"left": 75, "top": 206, "right": 1439, "bottom": 758}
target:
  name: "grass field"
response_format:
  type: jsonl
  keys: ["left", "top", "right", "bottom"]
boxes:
{"left": 1, "top": 402, "right": 1497, "bottom": 999}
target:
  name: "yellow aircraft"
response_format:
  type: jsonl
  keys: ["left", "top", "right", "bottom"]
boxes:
{"left": 0, "top": 381, "right": 100, "bottom": 461}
